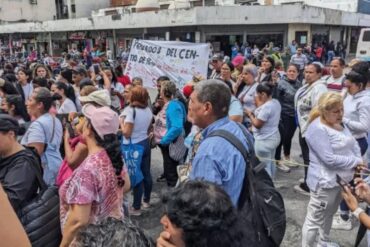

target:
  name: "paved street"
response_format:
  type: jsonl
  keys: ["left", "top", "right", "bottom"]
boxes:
{"left": 130, "top": 130, "right": 367, "bottom": 247}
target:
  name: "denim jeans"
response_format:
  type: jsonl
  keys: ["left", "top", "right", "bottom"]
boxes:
{"left": 132, "top": 138, "right": 153, "bottom": 210}
{"left": 254, "top": 132, "right": 280, "bottom": 179}
{"left": 327, "top": 51, "right": 335, "bottom": 65}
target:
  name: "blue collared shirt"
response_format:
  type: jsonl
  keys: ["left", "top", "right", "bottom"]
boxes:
{"left": 189, "top": 117, "right": 250, "bottom": 206}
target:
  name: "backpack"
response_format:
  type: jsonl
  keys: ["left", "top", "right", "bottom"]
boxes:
{"left": 208, "top": 124, "right": 286, "bottom": 247}
{"left": 17, "top": 148, "right": 62, "bottom": 247}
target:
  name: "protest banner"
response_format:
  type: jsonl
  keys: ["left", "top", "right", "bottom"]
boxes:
{"left": 124, "top": 39, "right": 210, "bottom": 88}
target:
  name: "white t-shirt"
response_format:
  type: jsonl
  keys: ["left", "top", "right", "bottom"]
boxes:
{"left": 325, "top": 75, "right": 346, "bottom": 93}
{"left": 252, "top": 99, "right": 281, "bottom": 140}
{"left": 57, "top": 98, "right": 77, "bottom": 114}
{"left": 111, "top": 82, "right": 124, "bottom": 110}
{"left": 22, "top": 83, "right": 33, "bottom": 101}
{"left": 121, "top": 106, "right": 153, "bottom": 144}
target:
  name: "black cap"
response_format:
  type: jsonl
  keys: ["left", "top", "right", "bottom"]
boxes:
{"left": 0, "top": 114, "right": 20, "bottom": 132}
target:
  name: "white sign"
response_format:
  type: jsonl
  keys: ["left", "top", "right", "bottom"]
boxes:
{"left": 125, "top": 39, "right": 210, "bottom": 88}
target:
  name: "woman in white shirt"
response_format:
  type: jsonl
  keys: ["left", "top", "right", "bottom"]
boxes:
{"left": 120, "top": 86, "right": 153, "bottom": 216}
{"left": 245, "top": 82, "right": 281, "bottom": 179}
{"left": 51, "top": 81, "right": 77, "bottom": 114}
{"left": 301, "top": 92, "right": 362, "bottom": 247}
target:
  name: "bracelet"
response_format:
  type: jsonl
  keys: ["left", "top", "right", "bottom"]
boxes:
{"left": 353, "top": 207, "right": 365, "bottom": 219}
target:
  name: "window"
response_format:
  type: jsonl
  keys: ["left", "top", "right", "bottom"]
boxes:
{"left": 363, "top": 31, "right": 370, "bottom": 42}
{"left": 30, "top": 0, "right": 37, "bottom": 4}
{"left": 71, "top": 4, "right": 76, "bottom": 13}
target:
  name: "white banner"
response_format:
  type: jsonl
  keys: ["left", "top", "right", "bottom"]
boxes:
{"left": 125, "top": 39, "right": 210, "bottom": 88}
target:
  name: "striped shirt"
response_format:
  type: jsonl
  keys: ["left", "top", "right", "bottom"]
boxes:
{"left": 290, "top": 54, "right": 308, "bottom": 70}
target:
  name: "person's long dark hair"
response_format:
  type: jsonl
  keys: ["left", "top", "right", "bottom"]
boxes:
{"left": 90, "top": 125, "right": 124, "bottom": 187}
{"left": 4, "top": 95, "right": 30, "bottom": 122}
{"left": 17, "top": 68, "right": 32, "bottom": 83}
{"left": 53, "top": 81, "right": 77, "bottom": 107}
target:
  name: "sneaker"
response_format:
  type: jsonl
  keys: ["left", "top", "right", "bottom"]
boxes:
{"left": 276, "top": 162, "right": 291, "bottom": 173}
{"left": 331, "top": 214, "right": 352, "bottom": 230}
{"left": 129, "top": 207, "right": 142, "bottom": 216}
{"left": 156, "top": 174, "right": 166, "bottom": 182}
{"left": 142, "top": 202, "right": 151, "bottom": 210}
{"left": 317, "top": 240, "right": 340, "bottom": 247}
{"left": 299, "top": 178, "right": 305, "bottom": 184}
{"left": 294, "top": 183, "right": 310, "bottom": 196}
{"left": 284, "top": 156, "right": 298, "bottom": 168}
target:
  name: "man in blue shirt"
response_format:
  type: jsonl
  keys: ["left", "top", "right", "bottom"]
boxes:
{"left": 188, "top": 79, "right": 251, "bottom": 206}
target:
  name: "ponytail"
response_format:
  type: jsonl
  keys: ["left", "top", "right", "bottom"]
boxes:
{"left": 94, "top": 132, "right": 124, "bottom": 187}
{"left": 308, "top": 92, "right": 343, "bottom": 125}
{"left": 308, "top": 105, "right": 320, "bottom": 124}
{"left": 53, "top": 81, "right": 77, "bottom": 107}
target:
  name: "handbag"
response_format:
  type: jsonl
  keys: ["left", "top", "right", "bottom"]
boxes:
{"left": 121, "top": 139, "right": 144, "bottom": 188}
{"left": 153, "top": 103, "right": 168, "bottom": 144}
{"left": 169, "top": 134, "right": 187, "bottom": 162}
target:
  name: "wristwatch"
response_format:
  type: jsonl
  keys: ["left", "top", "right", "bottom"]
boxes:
{"left": 353, "top": 208, "right": 365, "bottom": 219}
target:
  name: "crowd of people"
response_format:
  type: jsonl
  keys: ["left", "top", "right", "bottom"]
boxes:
{"left": 0, "top": 40, "right": 369, "bottom": 247}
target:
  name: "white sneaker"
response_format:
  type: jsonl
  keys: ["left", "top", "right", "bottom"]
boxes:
{"left": 276, "top": 162, "right": 291, "bottom": 173}
{"left": 317, "top": 240, "right": 340, "bottom": 247}
{"left": 299, "top": 178, "right": 304, "bottom": 184}
{"left": 284, "top": 156, "right": 298, "bottom": 168}
{"left": 331, "top": 214, "right": 352, "bottom": 230}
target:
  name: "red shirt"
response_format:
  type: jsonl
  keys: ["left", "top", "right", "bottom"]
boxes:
{"left": 315, "top": 47, "right": 323, "bottom": 58}
{"left": 117, "top": 75, "right": 131, "bottom": 87}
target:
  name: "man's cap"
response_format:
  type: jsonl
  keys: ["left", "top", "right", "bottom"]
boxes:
{"left": 79, "top": 90, "right": 111, "bottom": 107}
{"left": 82, "top": 104, "right": 119, "bottom": 140}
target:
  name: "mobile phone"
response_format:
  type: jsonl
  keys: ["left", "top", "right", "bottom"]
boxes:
{"left": 93, "top": 64, "right": 100, "bottom": 75}
{"left": 65, "top": 122, "right": 75, "bottom": 139}
{"left": 336, "top": 174, "right": 353, "bottom": 192}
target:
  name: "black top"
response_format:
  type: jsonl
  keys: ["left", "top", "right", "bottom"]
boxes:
{"left": 0, "top": 148, "right": 41, "bottom": 215}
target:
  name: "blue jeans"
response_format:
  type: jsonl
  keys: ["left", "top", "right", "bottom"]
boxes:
{"left": 254, "top": 132, "right": 280, "bottom": 179}
{"left": 327, "top": 51, "right": 335, "bottom": 65}
{"left": 132, "top": 138, "right": 152, "bottom": 210}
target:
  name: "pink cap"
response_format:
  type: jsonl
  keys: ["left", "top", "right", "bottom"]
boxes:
{"left": 82, "top": 104, "right": 119, "bottom": 140}
{"left": 232, "top": 55, "right": 245, "bottom": 67}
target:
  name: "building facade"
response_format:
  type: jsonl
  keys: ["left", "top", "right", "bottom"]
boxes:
{"left": 0, "top": 0, "right": 56, "bottom": 23}
{"left": 0, "top": 4, "right": 368, "bottom": 56}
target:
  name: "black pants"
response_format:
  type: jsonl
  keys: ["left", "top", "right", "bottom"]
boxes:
{"left": 299, "top": 131, "right": 310, "bottom": 182}
{"left": 159, "top": 145, "right": 179, "bottom": 187}
{"left": 275, "top": 115, "right": 297, "bottom": 161}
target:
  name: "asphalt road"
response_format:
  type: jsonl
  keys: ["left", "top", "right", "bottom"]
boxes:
{"left": 129, "top": 130, "right": 368, "bottom": 247}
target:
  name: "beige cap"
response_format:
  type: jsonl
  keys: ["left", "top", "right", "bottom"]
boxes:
{"left": 79, "top": 89, "right": 111, "bottom": 107}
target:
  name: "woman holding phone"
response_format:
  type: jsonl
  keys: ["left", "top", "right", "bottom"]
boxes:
{"left": 301, "top": 92, "right": 362, "bottom": 247}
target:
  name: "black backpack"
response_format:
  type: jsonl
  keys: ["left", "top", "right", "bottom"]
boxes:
{"left": 17, "top": 148, "right": 62, "bottom": 247}
{"left": 208, "top": 125, "right": 286, "bottom": 246}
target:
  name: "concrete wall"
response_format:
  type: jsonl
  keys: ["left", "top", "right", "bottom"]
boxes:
{"left": 72, "top": 0, "right": 110, "bottom": 18}
{"left": 0, "top": 4, "right": 368, "bottom": 33}
{"left": 0, "top": 0, "right": 56, "bottom": 22}
{"left": 329, "top": 26, "right": 343, "bottom": 43}
{"left": 275, "top": 0, "right": 358, "bottom": 12}
{"left": 287, "top": 23, "right": 311, "bottom": 45}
